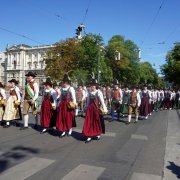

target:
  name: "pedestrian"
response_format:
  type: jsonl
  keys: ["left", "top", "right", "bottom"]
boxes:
{"left": 40, "top": 78, "right": 57, "bottom": 134}
{"left": 56, "top": 73, "right": 76, "bottom": 138}
{"left": 110, "top": 79, "right": 123, "bottom": 122}
{"left": 3, "top": 79, "right": 21, "bottom": 128}
{"left": 20, "top": 72, "right": 39, "bottom": 130}
{"left": 127, "top": 86, "right": 141, "bottom": 124}
{"left": 82, "top": 75, "right": 107, "bottom": 143}
{"left": 75, "top": 79, "right": 86, "bottom": 117}
{"left": 0, "top": 82, "right": 6, "bottom": 126}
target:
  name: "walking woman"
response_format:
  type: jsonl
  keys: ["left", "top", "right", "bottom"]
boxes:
{"left": 82, "top": 76, "right": 107, "bottom": 143}
{"left": 56, "top": 74, "right": 76, "bottom": 137}
{"left": 40, "top": 78, "right": 57, "bottom": 134}
{"left": 3, "top": 79, "right": 21, "bottom": 128}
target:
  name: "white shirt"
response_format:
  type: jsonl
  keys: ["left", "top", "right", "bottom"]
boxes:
{"left": 0, "top": 88, "right": 6, "bottom": 100}
{"left": 86, "top": 89, "right": 108, "bottom": 113}
{"left": 44, "top": 88, "right": 57, "bottom": 108}
{"left": 28, "top": 79, "right": 39, "bottom": 101}
{"left": 11, "top": 86, "right": 21, "bottom": 102}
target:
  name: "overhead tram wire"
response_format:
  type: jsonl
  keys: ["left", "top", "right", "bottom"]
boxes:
{"left": 140, "top": 0, "right": 166, "bottom": 46}
{"left": 0, "top": 26, "right": 43, "bottom": 45}
{"left": 82, "top": 0, "right": 92, "bottom": 24}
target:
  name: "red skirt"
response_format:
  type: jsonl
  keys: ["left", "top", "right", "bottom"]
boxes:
{"left": 40, "top": 99, "right": 56, "bottom": 128}
{"left": 56, "top": 100, "right": 76, "bottom": 131}
{"left": 82, "top": 102, "right": 102, "bottom": 137}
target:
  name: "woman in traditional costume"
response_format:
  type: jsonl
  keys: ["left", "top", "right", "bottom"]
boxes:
{"left": 56, "top": 74, "right": 76, "bottom": 137}
{"left": 0, "top": 82, "right": 6, "bottom": 126}
{"left": 82, "top": 75, "right": 107, "bottom": 143}
{"left": 40, "top": 78, "right": 57, "bottom": 134}
{"left": 3, "top": 79, "right": 21, "bottom": 128}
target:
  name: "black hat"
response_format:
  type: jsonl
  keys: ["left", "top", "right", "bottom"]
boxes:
{"left": 44, "top": 78, "right": 52, "bottom": 86}
{"left": 25, "top": 71, "right": 36, "bottom": 77}
{"left": 78, "top": 79, "right": 84, "bottom": 86}
{"left": 53, "top": 81, "right": 58, "bottom": 87}
{"left": 62, "top": 74, "right": 71, "bottom": 84}
{"left": 113, "top": 79, "right": 119, "bottom": 85}
{"left": 0, "top": 82, "right": 4, "bottom": 88}
{"left": 8, "top": 79, "right": 18, "bottom": 85}
{"left": 89, "top": 78, "right": 98, "bottom": 86}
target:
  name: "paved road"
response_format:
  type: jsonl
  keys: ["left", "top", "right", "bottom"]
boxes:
{"left": 0, "top": 110, "right": 179, "bottom": 180}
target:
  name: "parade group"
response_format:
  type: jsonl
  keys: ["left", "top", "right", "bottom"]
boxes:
{"left": 0, "top": 71, "right": 179, "bottom": 143}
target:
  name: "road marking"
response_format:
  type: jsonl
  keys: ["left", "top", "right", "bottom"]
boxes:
{"left": 131, "top": 172, "right": 161, "bottom": 180}
{"left": 131, "top": 134, "right": 148, "bottom": 140}
{"left": 0, "top": 157, "right": 55, "bottom": 180}
{"left": 73, "top": 128, "right": 116, "bottom": 137}
{"left": 61, "top": 164, "right": 105, "bottom": 180}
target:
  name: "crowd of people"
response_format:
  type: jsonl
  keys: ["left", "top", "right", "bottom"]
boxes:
{"left": 0, "top": 71, "right": 179, "bottom": 143}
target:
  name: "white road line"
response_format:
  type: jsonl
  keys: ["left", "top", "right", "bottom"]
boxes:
{"left": 0, "top": 157, "right": 55, "bottom": 180}
{"left": 73, "top": 128, "right": 116, "bottom": 137}
{"left": 131, "top": 134, "right": 148, "bottom": 140}
{"left": 131, "top": 172, "right": 161, "bottom": 180}
{"left": 61, "top": 164, "right": 105, "bottom": 180}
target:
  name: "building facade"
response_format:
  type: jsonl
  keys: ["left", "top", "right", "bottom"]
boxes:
{"left": 4, "top": 44, "right": 54, "bottom": 87}
{"left": 0, "top": 52, "right": 5, "bottom": 83}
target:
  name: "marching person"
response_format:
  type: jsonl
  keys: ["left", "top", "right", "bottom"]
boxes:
{"left": 20, "top": 72, "right": 39, "bottom": 130}
{"left": 0, "top": 82, "right": 6, "bottom": 126}
{"left": 75, "top": 80, "right": 86, "bottom": 117}
{"left": 140, "top": 84, "right": 151, "bottom": 119}
{"left": 121, "top": 86, "right": 130, "bottom": 117}
{"left": 127, "top": 86, "right": 141, "bottom": 124}
{"left": 110, "top": 79, "right": 123, "bottom": 122}
{"left": 3, "top": 79, "right": 21, "bottom": 128}
{"left": 56, "top": 74, "right": 76, "bottom": 138}
{"left": 53, "top": 81, "right": 60, "bottom": 101}
{"left": 40, "top": 78, "right": 57, "bottom": 134}
{"left": 105, "top": 84, "right": 111, "bottom": 110}
{"left": 82, "top": 75, "right": 107, "bottom": 143}
{"left": 154, "top": 87, "right": 160, "bottom": 112}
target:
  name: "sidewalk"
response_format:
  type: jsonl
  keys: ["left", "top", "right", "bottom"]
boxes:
{"left": 163, "top": 110, "right": 180, "bottom": 180}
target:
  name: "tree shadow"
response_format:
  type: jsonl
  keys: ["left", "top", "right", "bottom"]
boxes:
{"left": 166, "top": 161, "right": 180, "bottom": 179}
{"left": 0, "top": 146, "right": 39, "bottom": 174}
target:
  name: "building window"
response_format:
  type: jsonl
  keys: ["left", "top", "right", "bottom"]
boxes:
{"left": 28, "top": 62, "right": 32, "bottom": 69}
{"left": 34, "top": 62, "right": 37, "bottom": 69}
{"left": 13, "top": 60, "right": 17, "bottom": 69}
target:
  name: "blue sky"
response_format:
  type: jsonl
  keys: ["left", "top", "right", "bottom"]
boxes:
{"left": 0, "top": 0, "right": 180, "bottom": 73}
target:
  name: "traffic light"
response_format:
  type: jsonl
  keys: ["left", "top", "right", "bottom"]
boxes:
{"left": 75, "top": 24, "right": 85, "bottom": 40}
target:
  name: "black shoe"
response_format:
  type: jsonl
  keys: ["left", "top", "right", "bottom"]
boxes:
{"left": 96, "top": 136, "right": 101, "bottom": 140}
{"left": 59, "top": 133, "right": 66, "bottom": 138}
{"left": 126, "top": 122, "right": 130, "bottom": 125}
{"left": 40, "top": 129, "right": 47, "bottom": 134}
{"left": 85, "top": 138, "right": 92, "bottom": 143}
{"left": 3, "top": 125, "right": 10, "bottom": 128}
{"left": 134, "top": 121, "right": 138, "bottom": 124}
{"left": 20, "top": 127, "right": 28, "bottom": 130}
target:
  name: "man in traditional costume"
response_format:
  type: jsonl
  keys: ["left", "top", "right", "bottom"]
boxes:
{"left": 105, "top": 84, "right": 111, "bottom": 110}
{"left": 82, "top": 75, "right": 107, "bottom": 143}
{"left": 127, "top": 86, "right": 141, "bottom": 124}
{"left": 75, "top": 80, "right": 86, "bottom": 117}
{"left": 110, "top": 79, "right": 123, "bottom": 122}
{"left": 3, "top": 79, "right": 21, "bottom": 128}
{"left": 20, "top": 72, "right": 39, "bottom": 130}
{"left": 0, "top": 82, "right": 6, "bottom": 126}
{"left": 40, "top": 78, "right": 57, "bottom": 134}
{"left": 56, "top": 74, "right": 76, "bottom": 137}
{"left": 163, "top": 88, "right": 172, "bottom": 110}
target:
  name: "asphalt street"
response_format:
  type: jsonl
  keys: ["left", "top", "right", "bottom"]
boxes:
{"left": 0, "top": 109, "right": 179, "bottom": 180}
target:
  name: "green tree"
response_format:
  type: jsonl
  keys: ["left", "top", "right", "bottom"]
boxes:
{"left": 161, "top": 43, "right": 180, "bottom": 87}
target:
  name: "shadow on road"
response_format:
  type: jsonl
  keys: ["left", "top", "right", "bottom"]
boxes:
{"left": 166, "top": 161, "right": 180, "bottom": 179}
{"left": 0, "top": 146, "right": 39, "bottom": 174}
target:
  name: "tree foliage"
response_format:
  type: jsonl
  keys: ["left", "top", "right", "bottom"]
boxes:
{"left": 161, "top": 43, "right": 180, "bottom": 87}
